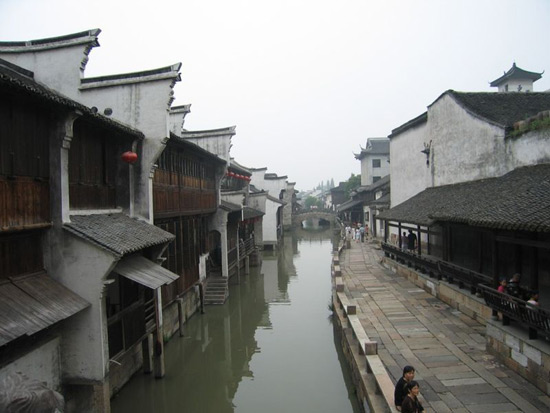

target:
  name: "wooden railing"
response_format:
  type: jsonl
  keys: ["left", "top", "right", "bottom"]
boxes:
{"left": 382, "top": 243, "right": 491, "bottom": 295}
{"left": 228, "top": 246, "right": 238, "bottom": 270}
{"left": 478, "top": 284, "right": 550, "bottom": 340}
{"left": 439, "top": 261, "right": 492, "bottom": 295}
{"left": 239, "top": 237, "right": 255, "bottom": 257}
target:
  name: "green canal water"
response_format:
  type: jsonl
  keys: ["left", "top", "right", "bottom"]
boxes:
{"left": 111, "top": 229, "right": 360, "bottom": 413}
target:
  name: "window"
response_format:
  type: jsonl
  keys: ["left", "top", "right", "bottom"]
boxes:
{"left": 372, "top": 159, "right": 381, "bottom": 168}
{"left": 373, "top": 176, "right": 381, "bottom": 183}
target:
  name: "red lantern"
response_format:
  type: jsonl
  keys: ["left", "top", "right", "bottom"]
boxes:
{"left": 121, "top": 151, "right": 138, "bottom": 164}
{"left": 229, "top": 171, "right": 235, "bottom": 177}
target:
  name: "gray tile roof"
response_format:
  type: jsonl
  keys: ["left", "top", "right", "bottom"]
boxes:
{"left": 64, "top": 214, "right": 175, "bottom": 257}
{"left": 377, "top": 164, "right": 550, "bottom": 232}
{"left": 440, "top": 90, "right": 550, "bottom": 128}
{"left": 220, "top": 200, "right": 242, "bottom": 212}
{"left": 243, "top": 206, "right": 264, "bottom": 220}
{"left": 391, "top": 90, "right": 550, "bottom": 138}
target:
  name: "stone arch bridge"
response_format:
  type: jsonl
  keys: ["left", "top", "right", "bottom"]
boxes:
{"left": 292, "top": 210, "right": 337, "bottom": 227}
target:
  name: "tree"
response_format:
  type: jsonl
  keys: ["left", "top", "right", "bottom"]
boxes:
{"left": 305, "top": 195, "right": 323, "bottom": 210}
{"left": 344, "top": 173, "right": 361, "bottom": 197}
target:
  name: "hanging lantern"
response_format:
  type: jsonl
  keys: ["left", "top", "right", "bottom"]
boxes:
{"left": 121, "top": 151, "right": 138, "bottom": 164}
{"left": 229, "top": 171, "right": 235, "bottom": 177}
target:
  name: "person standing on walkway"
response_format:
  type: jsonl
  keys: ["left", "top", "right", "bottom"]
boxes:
{"left": 407, "top": 229, "right": 417, "bottom": 253}
{"left": 394, "top": 365, "right": 415, "bottom": 411}
{"left": 400, "top": 231, "right": 408, "bottom": 251}
{"left": 359, "top": 224, "right": 365, "bottom": 242}
{"left": 401, "top": 380, "right": 424, "bottom": 413}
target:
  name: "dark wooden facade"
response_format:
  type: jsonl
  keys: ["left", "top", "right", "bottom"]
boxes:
{"left": 153, "top": 140, "right": 224, "bottom": 302}
{"left": 154, "top": 147, "right": 218, "bottom": 217}
{"left": 69, "top": 119, "right": 132, "bottom": 210}
{"left": 0, "top": 92, "right": 51, "bottom": 233}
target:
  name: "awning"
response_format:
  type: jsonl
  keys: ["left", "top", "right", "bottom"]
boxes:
{"left": 0, "top": 272, "right": 89, "bottom": 347}
{"left": 114, "top": 255, "right": 179, "bottom": 289}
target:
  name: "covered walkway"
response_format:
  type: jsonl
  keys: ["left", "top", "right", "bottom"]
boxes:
{"left": 339, "top": 239, "right": 549, "bottom": 412}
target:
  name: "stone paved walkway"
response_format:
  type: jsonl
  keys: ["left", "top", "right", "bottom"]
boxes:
{"left": 340, "top": 239, "right": 550, "bottom": 413}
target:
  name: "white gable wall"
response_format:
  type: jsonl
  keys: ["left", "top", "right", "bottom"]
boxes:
{"left": 389, "top": 121, "right": 430, "bottom": 207}
{"left": 0, "top": 34, "right": 98, "bottom": 100}
{"left": 429, "top": 94, "right": 508, "bottom": 187}
{"left": 263, "top": 199, "right": 280, "bottom": 245}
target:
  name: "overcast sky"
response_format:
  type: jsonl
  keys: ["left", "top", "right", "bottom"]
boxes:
{"left": 1, "top": 0, "right": 549, "bottom": 190}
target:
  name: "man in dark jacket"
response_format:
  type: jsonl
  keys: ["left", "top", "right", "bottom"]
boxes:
{"left": 394, "top": 365, "right": 416, "bottom": 411}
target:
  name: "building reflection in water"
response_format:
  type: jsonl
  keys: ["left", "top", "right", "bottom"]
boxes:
{"left": 111, "top": 228, "right": 358, "bottom": 413}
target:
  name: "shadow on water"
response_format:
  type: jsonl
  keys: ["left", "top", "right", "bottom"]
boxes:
{"left": 112, "top": 228, "right": 359, "bottom": 413}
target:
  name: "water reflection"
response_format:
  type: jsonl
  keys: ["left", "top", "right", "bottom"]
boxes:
{"left": 112, "top": 228, "right": 359, "bottom": 413}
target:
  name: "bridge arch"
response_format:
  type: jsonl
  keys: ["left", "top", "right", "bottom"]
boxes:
{"left": 292, "top": 211, "right": 336, "bottom": 227}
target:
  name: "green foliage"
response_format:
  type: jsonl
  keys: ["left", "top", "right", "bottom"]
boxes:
{"left": 509, "top": 117, "right": 550, "bottom": 138}
{"left": 305, "top": 195, "right": 323, "bottom": 209}
{"left": 344, "top": 174, "right": 361, "bottom": 197}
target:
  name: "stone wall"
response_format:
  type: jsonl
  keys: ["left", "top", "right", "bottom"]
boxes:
{"left": 163, "top": 286, "right": 202, "bottom": 340}
{"left": 382, "top": 258, "right": 493, "bottom": 324}
{"left": 486, "top": 320, "right": 550, "bottom": 396}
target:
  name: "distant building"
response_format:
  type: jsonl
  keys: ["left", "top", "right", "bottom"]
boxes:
{"left": 354, "top": 137, "right": 390, "bottom": 186}
{"left": 489, "top": 62, "right": 543, "bottom": 93}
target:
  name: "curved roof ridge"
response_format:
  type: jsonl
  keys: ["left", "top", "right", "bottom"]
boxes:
{"left": 490, "top": 63, "right": 543, "bottom": 87}
{"left": 180, "top": 126, "right": 237, "bottom": 137}
{"left": 0, "top": 29, "right": 101, "bottom": 72}
{"left": 82, "top": 63, "right": 181, "bottom": 84}
{"left": 0, "top": 29, "right": 101, "bottom": 49}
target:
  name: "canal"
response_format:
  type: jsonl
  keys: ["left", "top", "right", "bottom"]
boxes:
{"left": 111, "top": 228, "right": 360, "bottom": 413}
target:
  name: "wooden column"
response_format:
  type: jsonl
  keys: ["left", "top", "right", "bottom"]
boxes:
{"left": 153, "top": 289, "right": 165, "bottom": 378}
{"left": 417, "top": 225, "right": 422, "bottom": 256}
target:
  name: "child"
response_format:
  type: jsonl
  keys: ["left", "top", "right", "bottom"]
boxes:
{"left": 497, "top": 279, "right": 507, "bottom": 293}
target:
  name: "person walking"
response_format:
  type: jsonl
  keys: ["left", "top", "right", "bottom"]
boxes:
{"left": 407, "top": 229, "right": 417, "bottom": 253}
{"left": 394, "top": 365, "right": 415, "bottom": 411}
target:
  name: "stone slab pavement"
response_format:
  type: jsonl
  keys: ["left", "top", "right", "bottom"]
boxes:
{"left": 339, "top": 239, "right": 550, "bottom": 413}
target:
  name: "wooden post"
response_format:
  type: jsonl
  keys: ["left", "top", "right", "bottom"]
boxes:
{"left": 142, "top": 333, "right": 154, "bottom": 374}
{"left": 417, "top": 225, "right": 422, "bottom": 256}
{"left": 153, "top": 289, "right": 165, "bottom": 378}
{"left": 177, "top": 298, "right": 185, "bottom": 337}
{"left": 492, "top": 233, "right": 499, "bottom": 288}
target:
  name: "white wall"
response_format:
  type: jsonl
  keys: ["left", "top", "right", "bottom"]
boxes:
{"left": 429, "top": 94, "right": 508, "bottom": 186}
{"left": 47, "top": 234, "right": 115, "bottom": 382}
{"left": 360, "top": 153, "right": 389, "bottom": 186}
{"left": 0, "top": 32, "right": 99, "bottom": 100}
{"left": 0, "top": 337, "right": 62, "bottom": 391}
{"left": 263, "top": 199, "right": 281, "bottom": 244}
{"left": 389, "top": 121, "right": 430, "bottom": 207}
{"left": 506, "top": 128, "right": 550, "bottom": 169}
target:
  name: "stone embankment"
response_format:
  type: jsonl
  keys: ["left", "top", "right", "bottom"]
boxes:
{"left": 332, "top": 239, "right": 550, "bottom": 413}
